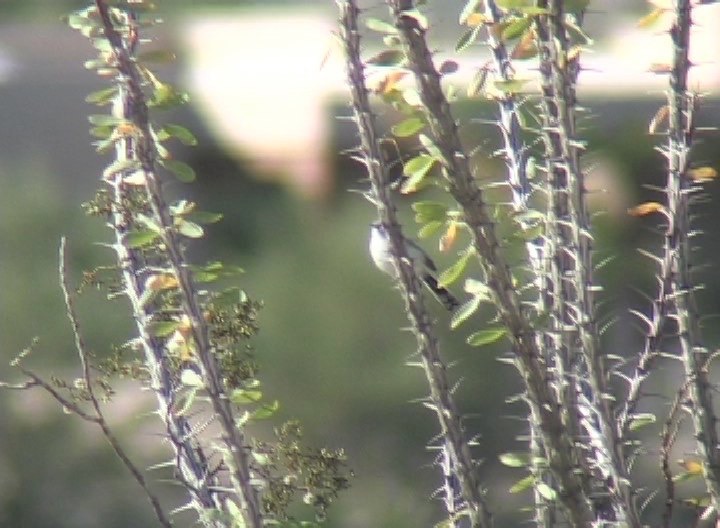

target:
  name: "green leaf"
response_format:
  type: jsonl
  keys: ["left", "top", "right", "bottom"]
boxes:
{"left": 496, "top": 0, "right": 533, "bottom": 8}
{"left": 628, "top": 413, "right": 656, "bottom": 431}
{"left": 450, "top": 296, "right": 482, "bottom": 329}
{"left": 147, "top": 320, "right": 180, "bottom": 337}
{"left": 517, "top": 6, "right": 550, "bottom": 15}
{"left": 412, "top": 201, "right": 447, "bottom": 223}
{"left": 438, "top": 249, "right": 472, "bottom": 288}
{"left": 185, "top": 211, "right": 223, "bottom": 224}
{"left": 536, "top": 482, "right": 557, "bottom": 501}
{"left": 365, "top": 17, "right": 397, "bottom": 34}
{"left": 157, "top": 124, "right": 198, "bottom": 146}
{"left": 403, "top": 154, "right": 437, "bottom": 178}
{"left": 85, "top": 87, "right": 117, "bottom": 105}
{"left": 509, "top": 474, "right": 535, "bottom": 493}
{"left": 464, "top": 278, "right": 491, "bottom": 298}
{"left": 88, "top": 114, "right": 125, "bottom": 126}
{"left": 366, "top": 49, "right": 405, "bottom": 67}
{"left": 455, "top": 26, "right": 481, "bottom": 52}
{"left": 137, "top": 49, "right": 176, "bottom": 64}
{"left": 251, "top": 400, "right": 280, "bottom": 420}
{"left": 392, "top": 117, "right": 425, "bottom": 138}
{"left": 161, "top": 159, "right": 196, "bottom": 183}
{"left": 418, "top": 134, "right": 442, "bottom": 159}
{"left": 230, "top": 389, "right": 263, "bottom": 404}
{"left": 502, "top": 16, "right": 532, "bottom": 41}
{"left": 149, "top": 83, "right": 190, "bottom": 108}
{"left": 177, "top": 220, "right": 204, "bottom": 238}
{"left": 126, "top": 229, "right": 161, "bottom": 248}
{"left": 467, "top": 327, "right": 507, "bottom": 347}
{"left": 493, "top": 79, "right": 530, "bottom": 94}
{"left": 103, "top": 159, "right": 141, "bottom": 180}
{"left": 418, "top": 221, "right": 444, "bottom": 239}
{"left": 499, "top": 452, "right": 530, "bottom": 467}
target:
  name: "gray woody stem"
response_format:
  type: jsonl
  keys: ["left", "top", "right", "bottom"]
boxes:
{"left": 338, "top": 2, "right": 492, "bottom": 526}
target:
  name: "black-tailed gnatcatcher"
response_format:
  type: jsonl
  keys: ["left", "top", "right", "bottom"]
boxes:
{"left": 369, "top": 223, "right": 460, "bottom": 311}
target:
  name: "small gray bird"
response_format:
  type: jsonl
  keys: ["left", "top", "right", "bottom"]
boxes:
{"left": 369, "top": 222, "right": 460, "bottom": 311}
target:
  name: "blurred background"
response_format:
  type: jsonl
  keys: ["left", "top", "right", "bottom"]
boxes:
{"left": 1, "top": 1, "right": 720, "bottom": 526}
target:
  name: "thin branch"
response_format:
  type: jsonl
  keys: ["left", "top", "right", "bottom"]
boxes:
{"left": 59, "top": 237, "right": 172, "bottom": 528}
{"left": 664, "top": 0, "right": 720, "bottom": 511}
{"left": 93, "top": 2, "right": 263, "bottom": 524}
{"left": 387, "top": 1, "right": 593, "bottom": 524}
{"left": 338, "top": 2, "right": 492, "bottom": 527}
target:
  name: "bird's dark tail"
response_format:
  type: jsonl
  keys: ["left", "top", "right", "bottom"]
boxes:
{"left": 423, "top": 274, "right": 460, "bottom": 311}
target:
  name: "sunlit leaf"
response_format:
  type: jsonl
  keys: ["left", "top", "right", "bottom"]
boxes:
{"left": 509, "top": 474, "right": 535, "bottom": 493}
{"left": 450, "top": 295, "right": 481, "bottom": 329}
{"left": 499, "top": 452, "right": 530, "bottom": 467}
{"left": 177, "top": 220, "right": 204, "bottom": 238}
{"left": 403, "top": 154, "right": 437, "bottom": 179}
{"left": 467, "top": 327, "right": 507, "bottom": 347}
{"left": 628, "top": 413, "right": 656, "bottom": 431}
{"left": 365, "top": 17, "right": 397, "bottom": 34}
{"left": 637, "top": 7, "right": 667, "bottom": 28}
{"left": 230, "top": 389, "right": 263, "bottom": 404}
{"left": 536, "top": 482, "right": 557, "bottom": 501}
{"left": 627, "top": 202, "right": 664, "bottom": 216}
{"left": 688, "top": 167, "right": 718, "bottom": 181}
{"left": 439, "top": 249, "right": 472, "bottom": 288}
{"left": 103, "top": 159, "right": 141, "bottom": 181}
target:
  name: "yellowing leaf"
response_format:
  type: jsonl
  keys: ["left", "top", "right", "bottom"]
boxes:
{"left": 465, "top": 13, "right": 488, "bottom": 26}
{"left": 392, "top": 117, "right": 426, "bottom": 138}
{"left": 467, "top": 327, "right": 507, "bottom": 347}
{"left": 679, "top": 458, "right": 704, "bottom": 475}
{"left": 689, "top": 167, "right": 718, "bottom": 181}
{"left": 648, "top": 105, "right": 670, "bottom": 134}
{"left": 627, "top": 202, "right": 665, "bottom": 216}
{"left": 439, "top": 222, "right": 458, "bottom": 252}
{"left": 637, "top": 7, "right": 667, "bottom": 28}
{"left": 649, "top": 63, "right": 672, "bottom": 74}
{"left": 511, "top": 30, "right": 538, "bottom": 60}
{"left": 374, "top": 70, "right": 408, "bottom": 94}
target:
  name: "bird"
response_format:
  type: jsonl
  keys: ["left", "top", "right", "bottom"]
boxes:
{"left": 369, "top": 222, "right": 460, "bottom": 311}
